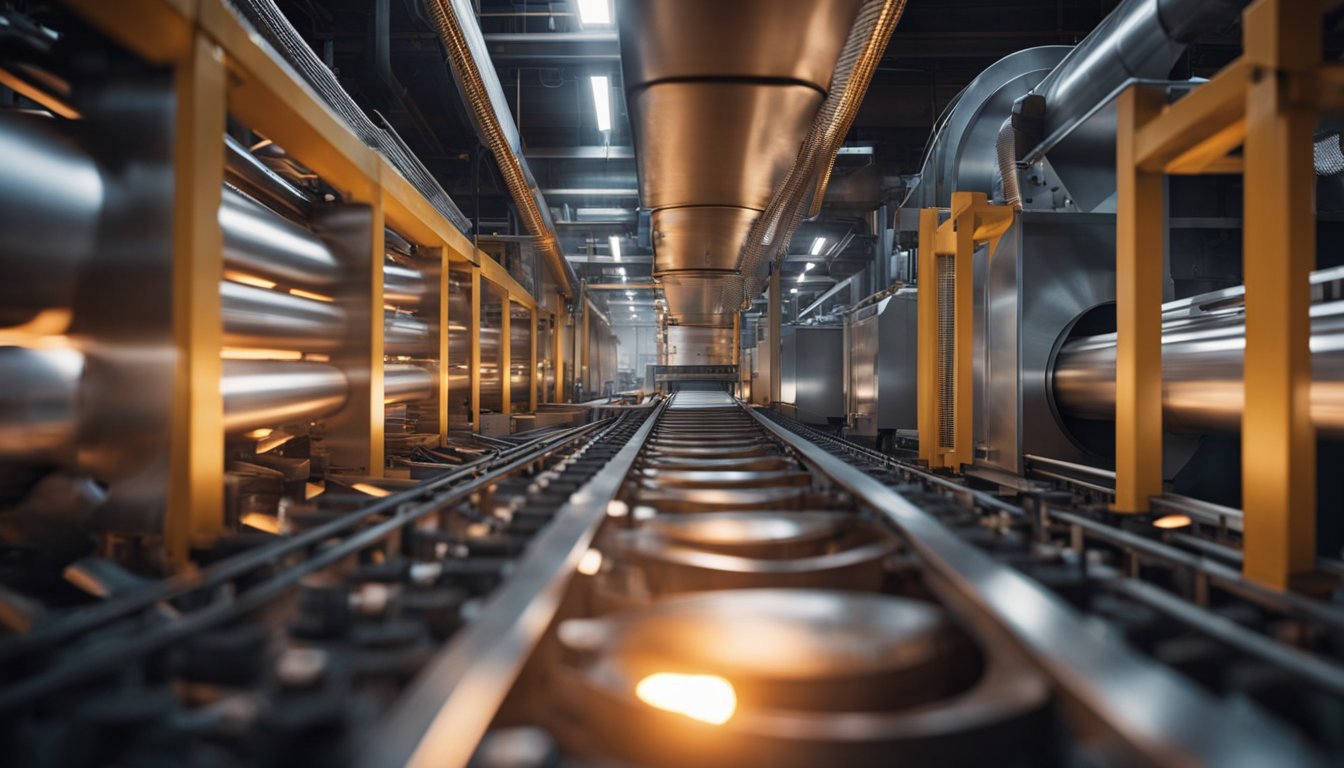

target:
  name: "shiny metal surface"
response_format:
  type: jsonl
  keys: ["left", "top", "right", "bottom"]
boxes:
{"left": 744, "top": 406, "right": 1324, "bottom": 766}
{"left": 845, "top": 289, "right": 917, "bottom": 438}
{"left": 631, "top": 84, "right": 821, "bottom": 212}
{"left": 977, "top": 212, "right": 1116, "bottom": 475}
{"left": 0, "top": 346, "right": 83, "bottom": 464}
{"left": 660, "top": 276, "right": 734, "bottom": 328}
{"left": 220, "top": 186, "right": 342, "bottom": 288}
{"left": 384, "top": 364, "right": 436, "bottom": 404}
{"left": 619, "top": 0, "right": 860, "bottom": 326}
{"left": 383, "top": 263, "right": 429, "bottom": 308}
{"left": 1054, "top": 297, "right": 1344, "bottom": 440}
{"left": 385, "top": 312, "right": 433, "bottom": 357}
{"left": 649, "top": 206, "right": 759, "bottom": 275}
{"left": 617, "top": 0, "right": 862, "bottom": 89}
{"left": 0, "top": 113, "right": 104, "bottom": 327}
{"left": 220, "top": 360, "right": 349, "bottom": 434}
{"left": 510, "top": 304, "right": 531, "bottom": 410}
{"left": 369, "top": 402, "right": 664, "bottom": 768}
{"left": 665, "top": 326, "right": 734, "bottom": 365}
{"left": 639, "top": 512, "right": 840, "bottom": 551}
{"left": 221, "top": 280, "right": 347, "bottom": 351}
{"left": 780, "top": 326, "right": 843, "bottom": 425}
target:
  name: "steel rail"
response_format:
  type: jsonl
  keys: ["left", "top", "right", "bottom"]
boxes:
{"left": 0, "top": 418, "right": 611, "bottom": 666}
{"left": 743, "top": 404, "right": 1326, "bottom": 768}
{"left": 364, "top": 397, "right": 668, "bottom": 768}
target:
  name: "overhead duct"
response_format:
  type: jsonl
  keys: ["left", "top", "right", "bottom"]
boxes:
{"left": 727, "top": 0, "right": 906, "bottom": 312}
{"left": 618, "top": 0, "right": 868, "bottom": 327}
{"left": 423, "top": 0, "right": 577, "bottom": 298}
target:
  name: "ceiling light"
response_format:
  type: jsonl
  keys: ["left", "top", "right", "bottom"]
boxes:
{"left": 625, "top": 290, "right": 634, "bottom": 297}
{"left": 804, "top": 262, "right": 815, "bottom": 271}
{"left": 609, "top": 234, "right": 622, "bottom": 262}
{"left": 810, "top": 237, "right": 826, "bottom": 256}
{"left": 617, "top": 267, "right": 626, "bottom": 276}
{"left": 576, "top": 0, "right": 612, "bottom": 26}
{"left": 797, "top": 273, "right": 805, "bottom": 283}
{"left": 590, "top": 75, "right": 612, "bottom": 132}
{"left": 790, "top": 287, "right": 799, "bottom": 294}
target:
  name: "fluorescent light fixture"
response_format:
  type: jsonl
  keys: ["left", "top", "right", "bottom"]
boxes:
{"left": 790, "top": 287, "right": 799, "bottom": 294}
{"left": 617, "top": 267, "right": 626, "bottom": 276}
{"left": 575, "top": 207, "right": 631, "bottom": 220}
{"left": 590, "top": 75, "right": 612, "bottom": 132}
{"left": 836, "top": 145, "right": 874, "bottom": 155}
{"left": 804, "top": 262, "right": 815, "bottom": 271}
{"left": 797, "top": 273, "right": 805, "bottom": 283}
{"left": 810, "top": 237, "right": 826, "bottom": 255}
{"left": 576, "top": 0, "right": 611, "bottom": 26}
{"left": 625, "top": 290, "right": 634, "bottom": 297}
{"left": 609, "top": 234, "right": 622, "bottom": 262}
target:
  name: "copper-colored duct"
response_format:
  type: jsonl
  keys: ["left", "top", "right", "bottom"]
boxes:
{"left": 423, "top": 0, "right": 574, "bottom": 298}
{"left": 727, "top": 0, "right": 906, "bottom": 311}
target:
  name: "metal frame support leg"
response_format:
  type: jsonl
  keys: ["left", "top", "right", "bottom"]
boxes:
{"left": 470, "top": 267, "right": 481, "bottom": 428}
{"left": 1241, "top": 0, "right": 1319, "bottom": 589}
{"left": 1113, "top": 86, "right": 1167, "bottom": 514}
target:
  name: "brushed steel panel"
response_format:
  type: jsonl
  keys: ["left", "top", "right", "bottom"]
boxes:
{"left": 661, "top": 274, "right": 733, "bottom": 326}
{"left": 651, "top": 206, "right": 757, "bottom": 275}
{"left": 617, "top": 0, "right": 863, "bottom": 89}
{"left": 631, "top": 83, "right": 822, "bottom": 211}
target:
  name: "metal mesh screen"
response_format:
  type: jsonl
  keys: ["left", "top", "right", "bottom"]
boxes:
{"left": 224, "top": 0, "right": 472, "bottom": 235}
{"left": 936, "top": 254, "right": 955, "bottom": 450}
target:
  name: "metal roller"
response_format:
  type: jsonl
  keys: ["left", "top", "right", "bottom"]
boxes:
{"left": 1053, "top": 299, "right": 1344, "bottom": 439}
{"left": 221, "top": 280, "right": 347, "bottom": 351}
{"left": 221, "top": 360, "right": 349, "bottom": 434}
{"left": 384, "top": 263, "right": 429, "bottom": 308}
{"left": 385, "top": 364, "right": 436, "bottom": 404}
{"left": 385, "top": 313, "right": 434, "bottom": 357}
{"left": 220, "top": 186, "right": 342, "bottom": 289}
{"left": 0, "top": 114, "right": 105, "bottom": 327}
{"left": 0, "top": 346, "right": 83, "bottom": 463}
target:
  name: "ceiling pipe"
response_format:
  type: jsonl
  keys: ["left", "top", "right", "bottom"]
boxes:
{"left": 728, "top": 0, "right": 907, "bottom": 312}
{"left": 423, "top": 0, "right": 578, "bottom": 298}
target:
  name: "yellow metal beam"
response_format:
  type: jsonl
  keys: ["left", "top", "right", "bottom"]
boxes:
{"left": 1134, "top": 58, "right": 1250, "bottom": 175}
{"left": 500, "top": 286, "right": 511, "bottom": 416}
{"left": 381, "top": 160, "right": 479, "bottom": 267}
{"left": 436, "top": 247, "right": 450, "bottom": 446}
{"left": 166, "top": 32, "right": 227, "bottom": 568}
{"left": 63, "top": 0, "right": 193, "bottom": 64}
{"left": 916, "top": 207, "right": 940, "bottom": 468}
{"left": 1113, "top": 86, "right": 1167, "bottom": 513}
{"left": 470, "top": 268, "right": 481, "bottom": 429}
{"left": 554, "top": 293, "right": 566, "bottom": 403}
{"left": 1240, "top": 0, "right": 1318, "bottom": 590}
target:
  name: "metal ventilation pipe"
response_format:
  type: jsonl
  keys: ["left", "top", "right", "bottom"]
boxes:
{"left": 422, "top": 0, "right": 576, "bottom": 298}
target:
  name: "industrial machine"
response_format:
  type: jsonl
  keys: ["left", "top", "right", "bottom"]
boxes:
{"left": 2, "top": 0, "right": 1344, "bottom": 767}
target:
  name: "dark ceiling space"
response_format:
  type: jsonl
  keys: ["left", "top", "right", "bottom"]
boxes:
{"left": 273, "top": 0, "right": 1249, "bottom": 305}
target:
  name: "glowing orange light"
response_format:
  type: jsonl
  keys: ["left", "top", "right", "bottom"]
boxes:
{"left": 577, "top": 548, "right": 603, "bottom": 575}
{"left": 221, "top": 347, "right": 304, "bottom": 361}
{"left": 635, "top": 673, "right": 737, "bottom": 725}
{"left": 1153, "top": 514, "right": 1192, "bottom": 530}
{"left": 304, "top": 482, "right": 325, "bottom": 500}
{"left": 244, "top": 428, "right": 274, "bottom": 439}
{"left": 352, "top": 482, "right": 392, "bottom": 498}
{"left": 241, "top": 513, "right": 282, "bottom": 533}
{"left": 289, "top": 288, "right": 334, "bottom": 303}
{"left": 224, "top": 270, "right": 277, "bottom": 290}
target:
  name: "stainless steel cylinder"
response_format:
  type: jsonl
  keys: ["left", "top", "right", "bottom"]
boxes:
{"left": 384, "top": 364, "right": 436, "bottom": 404}
{"left": 222, "top": 280, "right": 347, "bottom": 351}
{"left": 221, "top": 360, "right": 350, "bottom": 434}
{"left": 1054, "top": 300, "right": 1344, "bottom": 439}
{"left": 0, "top": 346, "right": 83, "bottom": 463}
{"left": 384, "top": 263, "right": 429, "bottom": 308}
{"left": 220, "top": 187, "right": 342, "bottom": 289}
{"left": 384, "top": 312, "right": 434, "bottom": 356}
{"left": 0, "top": 114, "right": 105, "bottom": 327}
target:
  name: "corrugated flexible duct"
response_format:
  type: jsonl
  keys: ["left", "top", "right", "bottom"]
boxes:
{"left": 725, "top": 0, "right": 906, "bottom": 311}
{"left": 423, "top": 0, "right": 576, "bottom": 298}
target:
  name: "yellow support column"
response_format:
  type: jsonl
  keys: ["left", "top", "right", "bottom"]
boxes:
{"left": 437, "top": 248, "right": 450, "bottom": 446}
{"left": 916, "top": 208, "right": 939, "bottom": 467}
{"left": 1241, "top": 0, "right": 1318, "bottom": 589}
{"left": 1113, "top": 86, "right": 1167, "bottom": 513}
{"left": 470, "top": 267, "right": 481, "bottom": 429}
{"left": 166, "top": 32, "right": 226, "bottom": 568}
{"left": 529, "top": 307, "right": 538, "bottom": 411}
{"left": 554, "top": 293, "right": 566, "bottom": 403}
{"left": 501, "top": 291, "right": 512, "bottom": 416}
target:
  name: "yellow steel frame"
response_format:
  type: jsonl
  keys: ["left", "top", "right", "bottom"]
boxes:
{"left": 916, "top": 192, "right": 1012, "bottom": 471}
{"left": 62, "top": 0, "right": 561, "bottom": 564}
{"left": 1114, "top": 0, "right": 1327, "bottom": 590}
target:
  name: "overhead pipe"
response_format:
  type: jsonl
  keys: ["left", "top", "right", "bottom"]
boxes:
{"left": 422, "top": 0, "right": 577, "bottom": 298}
{"left": 729, "top": 0, "right": 907, "bottom": 312}
{"left": 1054, "top": 300, "right": 1344, "bottom": 439}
